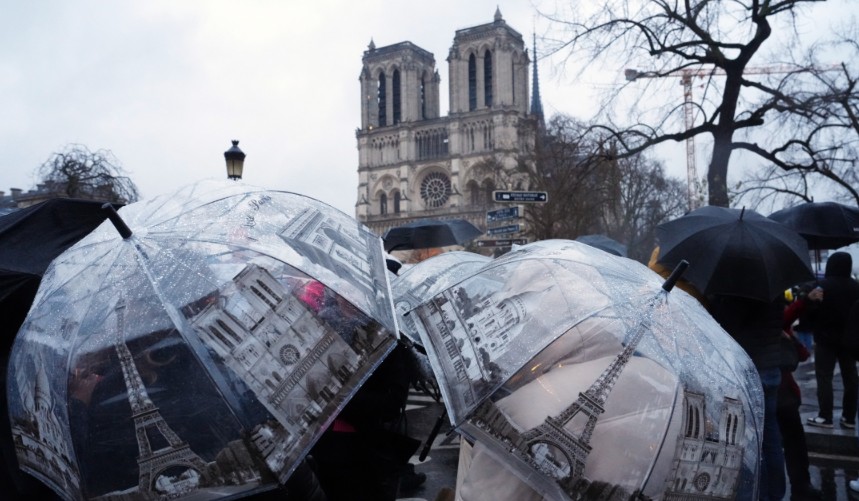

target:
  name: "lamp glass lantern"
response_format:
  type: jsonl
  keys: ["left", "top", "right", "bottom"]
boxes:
{"left": 224, "top": 140, "right": 246, "bottom": 180}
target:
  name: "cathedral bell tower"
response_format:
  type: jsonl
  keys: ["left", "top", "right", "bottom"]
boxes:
{"left": 355, "top": 9, "right": 537, "bottom": 241}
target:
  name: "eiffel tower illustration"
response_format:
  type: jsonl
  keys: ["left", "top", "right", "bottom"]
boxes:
{"left": 113, "top": 298, "right": 209, "bottom": 496}
{"left": 517, "top": 317, "right": 650, "bottom": 492}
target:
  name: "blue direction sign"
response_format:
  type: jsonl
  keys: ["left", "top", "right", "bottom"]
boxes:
{"left": 493, "top": 190, "right": 548, "bottom": 203}
{"left": 477, "top": 238, "right": 527, "bottom": 247}
{"left": 486, "top": 224, "right": 520, "bottom": 236}
{"left": 486, "top": 205, "right": 521, "bottom": 223}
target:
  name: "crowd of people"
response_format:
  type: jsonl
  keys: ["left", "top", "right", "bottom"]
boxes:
{"left": 649, "top": 249, "right": 859, "bottom": 501}
{"left": 3, "top": 226, "right": 858, "bottom": 501}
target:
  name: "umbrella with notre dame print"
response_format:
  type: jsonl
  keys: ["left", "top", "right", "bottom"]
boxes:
{"left": 7, "top": 180, "right": 398, "bottom": 501}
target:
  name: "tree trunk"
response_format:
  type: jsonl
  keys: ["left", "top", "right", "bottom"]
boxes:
{"left": 708, "top": 133, "right": 732, "bottom": 207}
{"left": 707, "top": 71, "right": 745, "bottom": 208}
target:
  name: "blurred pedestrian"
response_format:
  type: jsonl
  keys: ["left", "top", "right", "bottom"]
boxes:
{"left": 804, "top": 252, "right": 859, "bottom": 429}
{"left": 845, "top": 299, "right": 859, "bottom": 494}
{"left": 708, "top": 294, "right": 789, "bottom": 501}
{"left": 781, "top": 296, "right": 822, "bottom": 500}
{"left": 310, "top": 258, "right": 424, "bottom": 501}
{"left": 788, "top": 282, "right": 818, "bottom": 356}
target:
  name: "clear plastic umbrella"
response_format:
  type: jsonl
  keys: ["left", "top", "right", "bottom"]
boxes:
{"left": 7, "top": 180, "right": 398, "bottom": 500}
{"left": 404, "top": 239, "right": 763, "bottom": 500}
{"left": 391, "top": 251, "right": 490, "bottom": 346}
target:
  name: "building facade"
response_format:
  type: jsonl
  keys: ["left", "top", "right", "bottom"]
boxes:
{"left": 355, "top": 9, "right": 541, "bottom": 235}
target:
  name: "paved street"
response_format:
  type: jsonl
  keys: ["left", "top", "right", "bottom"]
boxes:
{"left": 396, "top": 390, "right": 458, "bottom": 501}
{"left": 797, "top": 358, "right": 859, "bottom": 501}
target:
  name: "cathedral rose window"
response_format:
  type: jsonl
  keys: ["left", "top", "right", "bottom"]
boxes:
{"left": 693, "top": 472, "right": 711, "bottom": 492}
{"left": 420, "top": 172, "right": 451, "bottom": 208}
{"left": 280, "top": 345, "right": 301, "bottom": 365}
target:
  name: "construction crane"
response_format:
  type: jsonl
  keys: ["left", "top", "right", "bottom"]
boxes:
{"left": 624, "top": 65, "right": 830, "bottom": 210}
{"left": 625, "top": 68, "right": 702, "bottom": 210}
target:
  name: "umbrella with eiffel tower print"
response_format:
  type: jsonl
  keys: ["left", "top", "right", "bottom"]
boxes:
{"left": 404, "top": 239, "right": 764, "bottom": 501}
{"left": 6, "top": 179, "right": 399, "bottom": 500}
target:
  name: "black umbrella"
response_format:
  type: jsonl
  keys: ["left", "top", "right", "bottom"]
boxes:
{"left": 575, "top": 234, "right": 628, "bottom": 257}
{"left": 383, "top": 218, "right": 482, "bottom": 252}
{"left": 656, "top": 205, "right": 814, "bottom": 302}
{"left": 0, "top": 198, "right": 117, "bottom": 498}
{"left": 769, "top": 201, "right": 859, "bottom": 249}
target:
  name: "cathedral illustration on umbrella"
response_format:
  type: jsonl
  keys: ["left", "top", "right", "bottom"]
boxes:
{"left": 10, "top": 207, "right": 391, "bottom": 499}
{"left": 469, "top": 315, "right": 746, "bottom": 500}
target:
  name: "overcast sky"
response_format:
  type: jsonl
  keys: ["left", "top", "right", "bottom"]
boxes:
{"left": 1, "top": 1, "right": 850, "bottom": 216}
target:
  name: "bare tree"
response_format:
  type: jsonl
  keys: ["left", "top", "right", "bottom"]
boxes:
{"left": 541, "top": 0, "right": 828, "bottom": 207}
{"left": 517, "top": 114, "right": 686, "bottom": 262}
{"left": 732, "top": 163, "right": 814, "bottom": 213}
{"left": 599, "top": 155, "right": 688, "bottom": 262}
{"left": 518, "top": 115, "right": 610, "bottom": 241}
{"left": 35, "top": 144, "right": 139, "bottom": 204}
{"left": 738, "top": 31, "right": 859, "bottom": 206}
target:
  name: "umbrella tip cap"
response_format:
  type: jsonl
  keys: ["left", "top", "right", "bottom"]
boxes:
{"left": 101, "top": 203, "right": 133, "bottom": 239}
{"left": 662, "top": 260, "right": 690, "bottom": 292}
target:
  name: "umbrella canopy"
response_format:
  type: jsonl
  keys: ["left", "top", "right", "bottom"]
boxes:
{"left": 574, "top": 234, "right": 628, "bottom": 257}
{"left": 404, "top": 239, "right": 763, "bottom": 500}
{"left": 383, "top": 218, "right": 482, "bottom": 252}
{"left": 656, "top": 205, "right": 813, "bottom": 301}
{"left": 0, "top": 198, "right": 119, "bottom": 306}
{"left": 391, "top": 251, "right": 490, "bottom": 346}
{"left": 769, "top": 201, "right": 859, "bottom": 250}
{"left": 7, "top": 180, "right": 398, "bottom": 500}
{"left": 0, "top": 198, "right": 119, "bottom": 497}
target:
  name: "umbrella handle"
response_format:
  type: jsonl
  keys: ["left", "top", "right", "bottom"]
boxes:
{"left": 662, "top": 260, "right": 690, "bottom": 292}
{"left": 419, "top": 410, "right": 446, "bottom": 461}
{"left": 102, "top": 204, "right": 133, "bottom": 239}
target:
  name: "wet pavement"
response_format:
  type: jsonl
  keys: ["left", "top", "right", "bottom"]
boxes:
{"left": 396, "top": 391, "right": 458, "bottom": 501}
{"left": 796, "top": 357, "right": 859, "bottom": 501}
{"left": 395, "top": 355, "right": 859, "bottom": 501}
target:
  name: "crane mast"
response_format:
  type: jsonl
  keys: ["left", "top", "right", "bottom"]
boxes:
{"left": 625, "top": 64, "right": 836, "bottom": 210}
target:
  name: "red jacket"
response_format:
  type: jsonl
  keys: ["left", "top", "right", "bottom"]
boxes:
{"left": 782, "top": 299, "right": 812, "bottom": 399}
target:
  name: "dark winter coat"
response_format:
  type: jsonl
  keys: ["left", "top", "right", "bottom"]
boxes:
{"left": 708, "top": 295, "right": 786, "bottom": 370}
{"left": 807, "top": 252, "right": 859, "bottom": 348}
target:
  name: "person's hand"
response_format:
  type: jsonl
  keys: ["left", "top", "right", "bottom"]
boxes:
{"left": 70, "top": 367, "right": 102, "bottom": 405}
{"left": 808, "top": 287, "right": 824, "bottom": 302}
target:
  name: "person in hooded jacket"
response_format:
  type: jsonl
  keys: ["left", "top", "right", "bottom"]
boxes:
{"left": 804, "top": 252, "right": 859, "bottom": 429}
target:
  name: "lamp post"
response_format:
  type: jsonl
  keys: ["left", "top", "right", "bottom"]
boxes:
{"left": 224, "top": 140, "right": 246, "bottom": 180}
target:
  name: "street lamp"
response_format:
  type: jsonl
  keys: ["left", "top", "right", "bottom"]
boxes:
{"left": 224, "top": 140, "right": 246, "bottom": 180}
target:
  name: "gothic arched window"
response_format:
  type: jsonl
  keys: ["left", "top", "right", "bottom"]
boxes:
{"left": 393, "top": 69, "right": 401, "bottom": 124}
{"left": 380, "top": 193, "right": 388, "bottom": 215}
{"left": 467, "top": 181, "right": 480, "bottom": 206}
{"left": 511, "top": 58, "right": 516, "bottom": 103}
{"left": 484, "top": 50, "right": 493, "bottom": 107}
{"left": 393, "top": 191, "right": 401, "bottom": 213}
{"left": 420, "top": 72, "right": 427, "bottom": 119}
{"left": 378, "top": 71, "right": 387, "bottom": 127}
{"left": 482, "top": 179, "right": 495, "bottom": 205}
{"left": 468, "top": 54, "right": 477, "bottom": 111}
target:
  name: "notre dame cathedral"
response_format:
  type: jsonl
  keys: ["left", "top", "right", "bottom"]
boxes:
{"left": 355, "top": 8, "right": 543, "bottom": 236}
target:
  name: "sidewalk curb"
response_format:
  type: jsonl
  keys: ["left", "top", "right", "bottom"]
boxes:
{"left": 808, "top": 450, "right": 859, "bottom": 468}
{"left": 805, "top": 428, "right": 859, "bottom": 456}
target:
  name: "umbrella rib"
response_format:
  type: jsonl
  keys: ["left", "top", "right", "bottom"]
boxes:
{"left": 125, "top": 236, "right": 255, "bottom": 427}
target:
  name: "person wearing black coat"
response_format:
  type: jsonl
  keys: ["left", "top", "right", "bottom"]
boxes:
{"left": 708, "top": 294, "right": 789, "bottom": 501}
{"left": 804, "top": 252, "right": 859, "bottom": 429}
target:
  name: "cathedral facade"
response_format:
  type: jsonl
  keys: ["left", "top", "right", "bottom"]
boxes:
{"left": 355, "top": 9, "right": 541, "bottom": 235}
